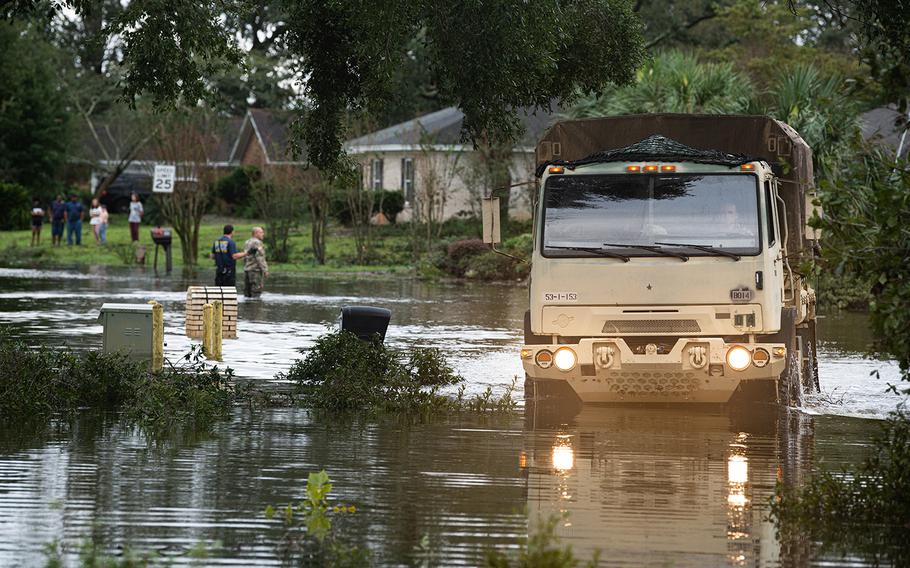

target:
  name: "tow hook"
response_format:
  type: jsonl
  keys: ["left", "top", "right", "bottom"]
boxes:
{"left": 595, "top": 345, "right": 615, "bottom": 368}
{"left": 689, "top": 345, "right": 707, "bottom": 369}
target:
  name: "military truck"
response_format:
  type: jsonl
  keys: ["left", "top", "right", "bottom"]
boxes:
{"left": 482, "top": 114, "right": 819, "bottom": 404}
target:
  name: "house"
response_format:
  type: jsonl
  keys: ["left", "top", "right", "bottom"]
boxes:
{"left": 860, "top": 106, "right": 910, "bottom": 159}
{"left": 345, "top": 106, "right": 558, "bottom": 220}
{"left": 78, "top": 116, "right": 241, "bottom": 211}
{"left": 228, "top": 108, "right": 300, "bottom": 167}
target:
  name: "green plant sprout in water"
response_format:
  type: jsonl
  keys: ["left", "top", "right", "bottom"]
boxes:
{"left": 484, "top": 514, "right": 601, "bottom": 568}
{"left": 266, "top": 470, "right": 369, "bottom": 567}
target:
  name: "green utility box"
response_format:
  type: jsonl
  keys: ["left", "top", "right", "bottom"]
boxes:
{"left": 97, "top": 303, "right": 154, "bottom": 360}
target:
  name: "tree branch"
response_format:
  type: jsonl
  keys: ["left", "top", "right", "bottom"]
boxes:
{"left": 645, "top": 10, "right": 718, "bottom": 49}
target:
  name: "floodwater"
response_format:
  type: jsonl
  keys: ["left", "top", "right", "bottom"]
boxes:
{"left": 0, "top": 266, "right": 905, "bottom": 566}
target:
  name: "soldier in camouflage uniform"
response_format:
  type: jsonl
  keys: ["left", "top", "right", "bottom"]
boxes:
{"left": 243, "top": 227, "right": 269, "bottom": 297}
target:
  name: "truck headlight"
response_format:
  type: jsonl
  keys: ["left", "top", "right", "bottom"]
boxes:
{"left": 553, "top": 347, "right": 577, "bottom": 371}
{"left": 726, "top": 345, "right": 752, "bottom": 371}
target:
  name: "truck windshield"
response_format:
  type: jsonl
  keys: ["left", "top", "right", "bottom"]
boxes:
{"left": 542, "top": 173, "right": 760, "bottom": 257}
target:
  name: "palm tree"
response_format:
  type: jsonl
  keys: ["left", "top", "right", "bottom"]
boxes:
{"left": 569, "top": 51, "right": 755, "bottom": 117}
{"left": 763, "top": 64, "right": 862, "bottom": 180}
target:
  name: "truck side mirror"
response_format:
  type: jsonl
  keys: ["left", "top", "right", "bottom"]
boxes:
{"left": 481, "top": 196, "right": 501, "bottom": 245}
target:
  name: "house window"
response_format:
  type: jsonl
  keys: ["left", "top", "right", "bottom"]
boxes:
{"left": 401, "top": 158, "right": 415, "bottom": 203}
{"left": 370, "top": 158, "right": 384, "bottom": 191}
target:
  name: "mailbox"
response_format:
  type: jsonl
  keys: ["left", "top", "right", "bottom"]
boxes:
{"left": 97, "top": 303, "right": 154, "bottom": 360}
{"left": 340, "top": 306, "right": 391, "bottom": 342}
{"left": 150, "top": 227, "right": 172, "bottom": 245}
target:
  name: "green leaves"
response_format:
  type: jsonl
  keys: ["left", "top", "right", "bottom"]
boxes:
{"left": 15, "top": 0, "right": 645, "bottom": 175}
{"left": 282, "top": 330, "right": 464, "bottom": 413}
{"left": 569, "top": 51, "right": 755, "bottom": 117}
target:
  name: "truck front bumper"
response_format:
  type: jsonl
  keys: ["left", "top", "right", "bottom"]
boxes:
{"left": 521, "top": 337, "right": 786, "bottom": 403}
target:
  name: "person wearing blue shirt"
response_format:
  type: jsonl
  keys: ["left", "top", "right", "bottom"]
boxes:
{"left": 210, "top": 224, "right": 247, "bottom": 287}
{"left": 50, "top": 195, "right": 66, "bottom": 247}
{"left": 64, "top": 195, "right": 84, "bottom": 246}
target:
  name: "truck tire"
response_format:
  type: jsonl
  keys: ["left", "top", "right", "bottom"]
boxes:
{"left": 797, "top": 319, "right": 819, "bottom": 393}
{"left": 524, "top": 310, "right": 550, "bottom": 345}
{"left": 764, "top": 307, "right": 801, "bottom": 407}
{"left": 524, "top": 374, "right": 579, "bottom": 402}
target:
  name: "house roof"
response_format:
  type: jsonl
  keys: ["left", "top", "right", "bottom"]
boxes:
{"left": 861, "top": 106, "right": 909, "bottom": 159}
{"left": 228, "top": 108, "right": 300, "bottom": 163}
{"left": 77, "top": 115, "right": 243, "bottom": 165}
{"left": 345, "top": 105, "right": 558, "bottom": 150}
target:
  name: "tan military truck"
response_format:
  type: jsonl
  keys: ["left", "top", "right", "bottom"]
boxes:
{"left": 483, "top": 114, "right": 819, "bottom": 404}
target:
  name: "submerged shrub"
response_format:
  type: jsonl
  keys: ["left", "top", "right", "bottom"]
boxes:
{"left": 771, "top": 412, "right": 910, "bottom": 564}
{"left": 282, "top": 331, "right": 463, "bottom": 413}
{"left": 0, "top": 329, "right": 239, "bottom": 432}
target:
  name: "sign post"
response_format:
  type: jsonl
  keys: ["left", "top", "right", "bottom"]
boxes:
{"left": 152, "top": 164, "right": 176, "bottom": 193}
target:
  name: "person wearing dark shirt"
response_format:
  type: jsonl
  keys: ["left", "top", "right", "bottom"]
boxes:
{"left": 210, "top": 224, "right": 247, "bottom": 287}
{"left": 65, "top": 195, "right": 84, "bottom": 246}
{"left": 50, "top": 195, "right": 66, "bottom": 247}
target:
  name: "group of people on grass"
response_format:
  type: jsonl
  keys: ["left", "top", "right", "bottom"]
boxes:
{"left": 30, "top": 192, "right": 144, "bottom": 247}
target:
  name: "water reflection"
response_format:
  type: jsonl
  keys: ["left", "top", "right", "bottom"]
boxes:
{"left": 522, "top": 402, "right": 820, "bottom": 567}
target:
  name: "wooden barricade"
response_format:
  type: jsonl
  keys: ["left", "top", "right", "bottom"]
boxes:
{"left": 186, "top": 286, "right": 238, "bottom": 339}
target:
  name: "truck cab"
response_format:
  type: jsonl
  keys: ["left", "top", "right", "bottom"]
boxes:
{"left": 484, "top": 116, "right": 819, "bottom": 404}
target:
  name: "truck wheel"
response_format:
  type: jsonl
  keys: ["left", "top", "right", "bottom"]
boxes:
{"left": 765, "top": 307, "right": 801, "bottom": 407}
{"left": 524, "top": 310, "right": 549, "bottom": 345}
{"left": 797, "top": 320, "right": 820, "bottom": 394}
{"left": 523, "top": 375, "right": 578, "bottom": 401}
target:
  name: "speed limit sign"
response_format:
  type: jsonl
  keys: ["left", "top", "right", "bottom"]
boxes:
{"left": 153, "top": 164, "right": 176, "bottom": 193}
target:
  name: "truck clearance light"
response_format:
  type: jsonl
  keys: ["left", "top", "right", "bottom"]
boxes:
{"left": 625, "top": 165, "right": 642, "bottom": 172}
{"left": 548, "top": 166, "right": 565, "bottom": 174}
{"left": 643, "top": 164, "right": 659, "bottom": 172}
{"left": 660, "top": 165, "right": 676, "bottom": 172}
{"left": 740, "top": 164, "right": 756, "bottom": 171}
{"left": 726, "top": 345, "right": 752, "bottom": 371}
{"left": 535, "top": 350, "right": 554, "bottom": 369}
{"left": 752, "top": 348, "right": 770, "bottom": 368}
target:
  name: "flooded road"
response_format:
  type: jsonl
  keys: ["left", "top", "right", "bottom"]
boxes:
{"left": 0, "top": 267, "right": 905, "bottom": 566}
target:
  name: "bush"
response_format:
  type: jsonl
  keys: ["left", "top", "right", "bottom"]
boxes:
{"left": 0, "top": 329, "right": 238, "bottom": 433}
{"left": 772, "top": 413, "right": 910, "bottom": 564}
{"left": 282, "top": 330, "right": 463, "bottom": 413}
{"left": 214, "top": 166, "right": 260, "bottom": 217}
{"left": 437, "top": 235, "right": 531, "bottom": 280}
{"left": 330, "top": 189, "right": 405, "bottom": 225}
{"left": 442, "top": 239, "right": 490, "bottom": 277}
{"left": 0, "top": 182, "right": 31, "bottom": 230}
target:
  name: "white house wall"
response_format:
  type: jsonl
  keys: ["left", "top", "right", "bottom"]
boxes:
{"left": 355, "top": 149, "right": 535, "bottom": 221}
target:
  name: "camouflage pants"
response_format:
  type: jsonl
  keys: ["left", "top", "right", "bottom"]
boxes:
{"left": 244, "top": 269, "right": 264, "bottom": 297}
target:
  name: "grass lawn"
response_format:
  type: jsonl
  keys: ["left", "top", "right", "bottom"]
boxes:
{"left": 0, "top": 213, "right": 422, "bottom": 274}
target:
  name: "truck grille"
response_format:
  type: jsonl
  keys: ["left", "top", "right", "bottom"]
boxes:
{"left": 602, "top": 319, "right": 701, "bottom": 334}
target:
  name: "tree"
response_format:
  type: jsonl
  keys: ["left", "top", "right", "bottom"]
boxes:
{"left": 410, "top": 141, "right": 464, "bottom": 257}
{"left": 8, "top": 1, "right": 645, "bottom": 176}
{"left": 764, "top": 64, "right": 863, "bottom": 180}
{"left": 149, "top": 110, "right": 224, "bottom": 270}
{"left": 253, "top": 165, "right": 325, "bottom": 264}
{"left": 0, "top": 20, "right": 71, "bottom": 195}
{"left": 569, "top": 51, "right": 756, "bottom": 117}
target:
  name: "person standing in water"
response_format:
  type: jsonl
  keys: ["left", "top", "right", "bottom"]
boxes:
{"left": 242, "top": 226, "right": 269, "bottom": 297}
{"left": 210, "top": 224, "right": 247, "bottom": 287}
